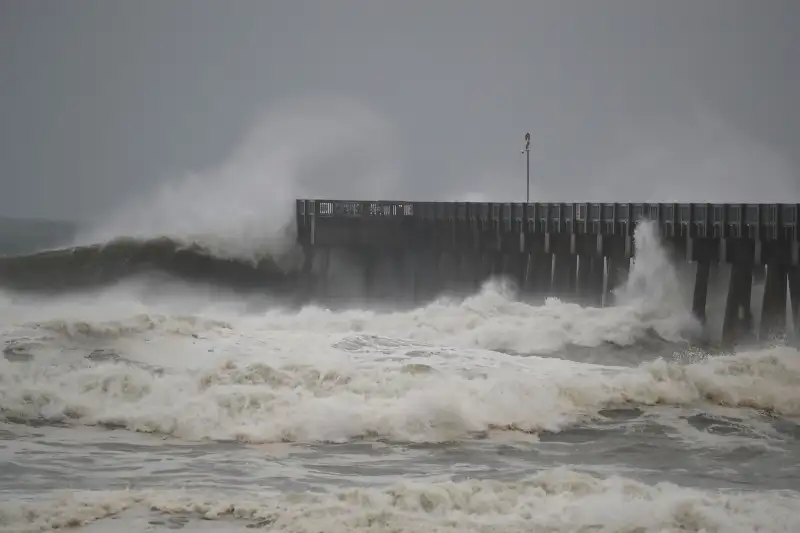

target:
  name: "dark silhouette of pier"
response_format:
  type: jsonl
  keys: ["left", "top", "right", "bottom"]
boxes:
{"left": 296, "top": 200, "right": 800, "bottom": 344}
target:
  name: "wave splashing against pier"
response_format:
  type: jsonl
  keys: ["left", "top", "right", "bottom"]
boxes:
{"left": 1, "top": 213, "right": 798, "bottom": 531}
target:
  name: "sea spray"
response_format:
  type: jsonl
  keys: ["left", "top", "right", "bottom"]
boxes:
{"left": 613, "top": 220, "right": 702, "bottom": 340}
{"left": 71, "top": 97, "right": 403, "bottom": 263}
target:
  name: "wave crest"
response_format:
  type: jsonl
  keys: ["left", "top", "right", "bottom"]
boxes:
{"left": 2, "top": 344, "right": 798, "bottom": 444}
{"left": 0, "top": 236, "right": 301, "bottom": 292}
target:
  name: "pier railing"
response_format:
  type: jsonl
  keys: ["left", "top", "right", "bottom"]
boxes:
{"left": 296, "top": 200, "right": 799, "bottom": 242}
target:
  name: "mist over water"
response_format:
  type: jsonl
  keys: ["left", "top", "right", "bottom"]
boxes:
{"left": 70, "top": 97, "right": 403, "bottom": 262}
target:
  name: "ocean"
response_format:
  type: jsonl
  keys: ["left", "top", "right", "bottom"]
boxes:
{"left": 0, "top": 219, "right": 798, "bottom": 532}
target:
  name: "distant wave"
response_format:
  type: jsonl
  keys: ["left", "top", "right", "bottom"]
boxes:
{"left": 0, "top": 236, "right": 302, "bottom": 292}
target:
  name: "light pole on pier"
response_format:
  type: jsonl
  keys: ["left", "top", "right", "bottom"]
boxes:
{"left": 521, "top": 132, "right": 531, "bottom": 203}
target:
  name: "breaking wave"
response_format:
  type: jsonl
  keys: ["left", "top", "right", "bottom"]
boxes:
{"left": 2, "top": 467, "right": 798, "bottom": 532}
{"left": 0, "top": 96, "right": 406, "bottom": 295}
{"left": 1, "top": 293, "right": 797, "bottom": 444}
{"left": 0, "top": 220, "right": 753, "bottom": 444}
{"left": 0, "top": 236, "right": 301, "bottom": 292}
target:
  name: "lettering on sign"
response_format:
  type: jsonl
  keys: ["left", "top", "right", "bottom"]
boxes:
{"left": 338, "top": 202, "right": 360, "bottom": 216}
{"left": 369, "top": 203, "right": 397, "bottom": 216}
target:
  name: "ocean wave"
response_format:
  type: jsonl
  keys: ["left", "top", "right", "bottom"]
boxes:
{"left": 2, "top": 467, "right": 797, "bottom": 532}
{"left": 2, "top": 342, "right": 798, "bottom": 444}
{"left": 0, "top": 236, "right": 300, "bottom": 292}
{"left": 0, "top": 220, "right": 785, "bottom": 444}
{"left": 258, "top": 279, "right": 700, "bottom": 355}
{"left": 1, "top": 281, "right": 695, "bottom": 353}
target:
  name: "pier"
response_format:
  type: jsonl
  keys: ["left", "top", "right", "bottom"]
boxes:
{"left": 296, "top": 200, "right": 800, "bottom": 344}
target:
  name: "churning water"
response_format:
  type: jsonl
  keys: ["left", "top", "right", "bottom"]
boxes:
{"left": 1, "top": 217, "right": 799, "bottom": 532}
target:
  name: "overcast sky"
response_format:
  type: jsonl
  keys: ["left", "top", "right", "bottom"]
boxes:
{"left": 2, "top": 0, "right": 799, "bottom": 224}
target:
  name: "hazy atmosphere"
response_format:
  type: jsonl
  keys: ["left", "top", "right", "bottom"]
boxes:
{"left": 2, "top": 0, "right": 799, "bottom": 226}
{"left": 3, "top": 3, "right": 800, "bottom": 532}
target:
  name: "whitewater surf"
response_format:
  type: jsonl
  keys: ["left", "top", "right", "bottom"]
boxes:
{"left": 1, "top": 221, "right": 799, "bottom": 532}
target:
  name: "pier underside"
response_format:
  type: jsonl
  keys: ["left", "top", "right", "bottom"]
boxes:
{"left": 297, "top": 200, "right": 800, "bottom": 345}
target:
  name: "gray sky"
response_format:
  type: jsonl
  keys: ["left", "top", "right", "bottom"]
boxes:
{"left": 2, "top": 0, "right": 799, "bottom": 225}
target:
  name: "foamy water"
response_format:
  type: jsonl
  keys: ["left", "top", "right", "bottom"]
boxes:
{"left": 1, "top": 222, "right": 799, "bottom": 532}
{"left": 4, "top": 467, "right": 799, "bottom": 533}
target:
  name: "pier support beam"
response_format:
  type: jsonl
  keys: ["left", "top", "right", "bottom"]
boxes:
{"left": 588, "top": 255, "right": 605, "bottom": 306}
{"left": 760, "top": 263, "right": 788, "bottom": 339}
{"left": 789, "top": 266, "right": 800, "bottom": 334}
{"left": 574, "top": 235, "right": 602, "bottom": 305}
{"left": 412, "top": 248, "right": 438, "bottom": 303}
{"left": 575, "top": 254, "right": 592, "bottom": 302}
{"left": 440, "top": 250, "right": 463, "bottom": 294}
{"left": 296, "top": 244, "right": 315, "bottom": 305}
{"left": 550, "top": 234, "right": 576, "bottom": 298}
{"left": 688, "top": 238, "right": 712, "bottom": 324}
{"left": 459, "top": 251, "right": 482, "bottom": 291}
{"left": 608, "top": 256, "right": 630, "bottom": 303}
{"left": 551, "top": 253, "right": 575, "bottom": 297}
{"left": 523, "top": 233, "right": 550, "bottom": 298}
{"left": 504, "top": 252, "right": 527, "bottom": 291}
{"left": 722, "top": 263, "right": 753, "bottom": 345}
{"left": 312, "top": 246, "right": 331, "bottom": 302}
{"left": 722, "top": 240, "right": 755, "bottom": 345}
{"left": 603, "top": 235, "right": 631, "bottom": 305}
{"left": 606, "top": 255, "right": 630, "bottom": 305}
{"left": 589, "top": 235, "right": 607, "bottom": 307}
{"left": 491, "top": 251, "right": 504, "bottom": 278}
{"left": 361, "top": 248, "right": 378, "bottom": 300}
{"left": 479, "top": 250, "right": 494, "bottom": 283}
{"left": 520, "top": 253, "right": 532, "bottom": 292}
{"left": 692, "top": 258, "right": 711, "bottom": 324}
{"left": 525, "top": 251, "right": 551, "bottom": 297}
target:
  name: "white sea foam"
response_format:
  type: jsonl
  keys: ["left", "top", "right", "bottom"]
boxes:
{"left": 2, "top": 467, "right": 798, "bottom": 533}
{"left": 1, "top": 221, "right": 797, "bottom": 443}
{"left": 1, "top": 221, "right": 699, "bottom": 352}
{"left": 2, "top": 317, "right": 798, "bottom": 444}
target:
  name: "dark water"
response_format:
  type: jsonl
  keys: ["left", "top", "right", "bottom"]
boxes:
{"left": 0, "top": 236, "right": 297, "bottom": 293}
